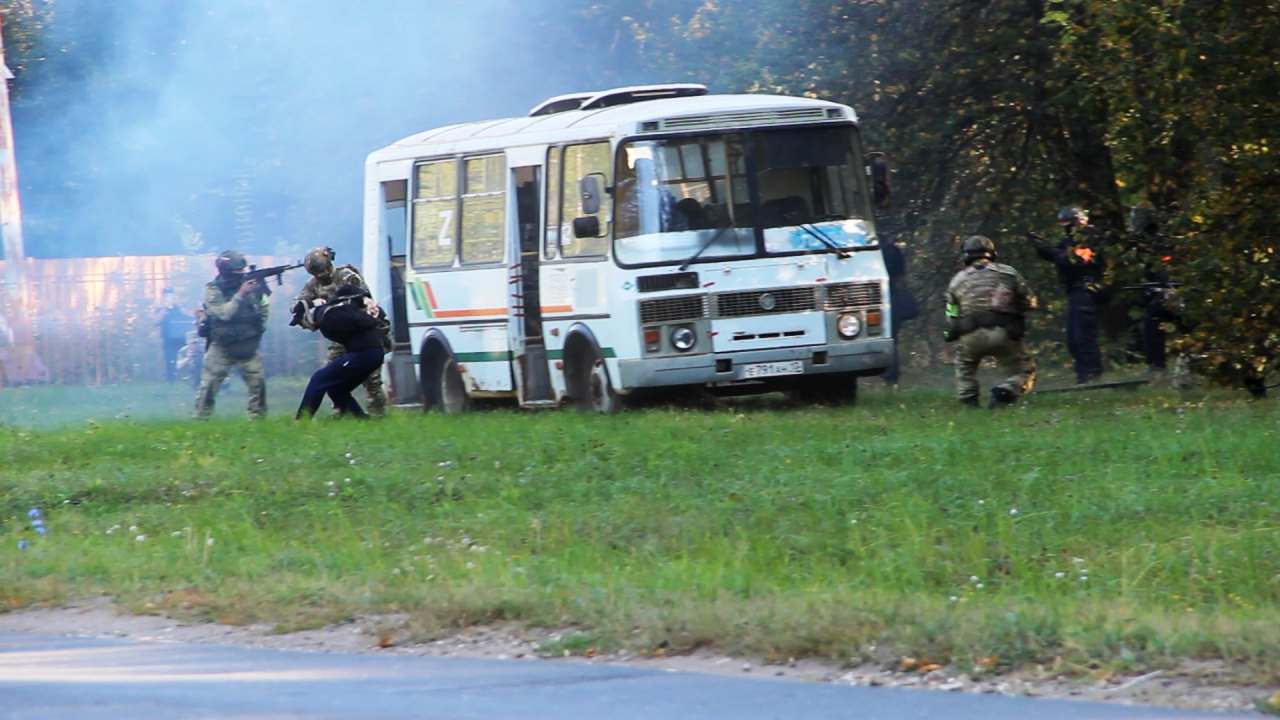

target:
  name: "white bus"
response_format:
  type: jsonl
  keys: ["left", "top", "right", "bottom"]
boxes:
{"left": 362, "top": 84, "right": 895, "bottom": 413}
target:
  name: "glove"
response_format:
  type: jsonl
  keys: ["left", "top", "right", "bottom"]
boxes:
{"left": 1026, "top": 231, "right": 1047, "bottom": 245}
{"left": 943, "top": 329, "right": 958, "bottom": 343}
{"left": 288, "top": 300, "right": 307, "bottom": 327}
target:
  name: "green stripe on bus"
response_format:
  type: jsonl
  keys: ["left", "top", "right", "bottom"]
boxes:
{"left": 412, "top": 347, "right": 617, "bottom": 363}
{"left": 454, "top": 351, "right": 514, "bottom": 363}
{"left": 546, "top": 347, "right": 616, "bottom": 360}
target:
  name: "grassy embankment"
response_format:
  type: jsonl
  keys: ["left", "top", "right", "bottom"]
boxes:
{"left": 2, "top": 380, "right": 1278, "bottom": 682}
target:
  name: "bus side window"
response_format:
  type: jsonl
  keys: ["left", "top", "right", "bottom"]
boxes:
{"left": 544, "top": 147, "right": 562, "bottom": 260}
{"left": 460, "top": 155, "right": 506, "bottom": 264}
{"left": 412, "top": 159, "right": 459, "bottom": 268}
{"left": 559, "top": 142, "right": 610, "bottom": 257}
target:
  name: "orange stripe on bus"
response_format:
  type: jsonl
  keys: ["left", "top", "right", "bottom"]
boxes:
{"left": 540, "top": 305, "right": 574, "bottom": 313}
{"left": 434, "top": 308, "right": 510, "bottom": 317}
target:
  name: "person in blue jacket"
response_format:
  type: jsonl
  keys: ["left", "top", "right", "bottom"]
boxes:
{"left": 295, "top": 285, "right": 388, "bottom": 420}
{"left": 880, "top": 237, "right": 920, "bottom": 385}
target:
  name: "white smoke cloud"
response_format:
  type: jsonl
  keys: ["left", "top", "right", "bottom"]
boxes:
{"left": 17, "top": 0, "right": 651, "bottom": 260}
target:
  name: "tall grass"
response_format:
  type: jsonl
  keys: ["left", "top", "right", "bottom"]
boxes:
{"left": 2, "top": 383, "right": 1278, "bottom": 680}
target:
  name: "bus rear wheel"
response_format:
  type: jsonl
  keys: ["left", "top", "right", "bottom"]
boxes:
{"left": 438, "top": 359, "right": 471, "bottom": 414}
{"left": 423, "top": 351, "right": 471, "bottom": 414}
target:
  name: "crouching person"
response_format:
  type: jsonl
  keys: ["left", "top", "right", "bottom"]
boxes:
{"left": 296, "top": 285, "right": 388, "bottom": 420}
{"left": 945, "top": 236, "right": 1038, "bottom": 409}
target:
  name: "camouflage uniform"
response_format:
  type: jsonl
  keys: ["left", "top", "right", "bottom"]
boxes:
{"left": 193, "top": 277, "right": 269, "bottom": 419}
{"left": 295, "top": 260, "right": 389, "bottom": 416}
{"left": 175, "top": 329, "right": 205, "bottom": 389}
{"left": 945, "top": 240, "right": 1038, "bottom": 406}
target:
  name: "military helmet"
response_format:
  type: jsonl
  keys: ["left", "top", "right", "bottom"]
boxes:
{"left": 961, "top": 235, "right": 997, "bottom": 262}
{"left": 216, "top": 249, "right": 247, "bottom": 273}
{"left": 1057, "top": 206, "right": 1088, "bottom": 227}
{"left": 1128, "top": 201, "right": 1157, "bottom": 233}
{"left": 304, "top": 247, "right": 336, "bottom": 278}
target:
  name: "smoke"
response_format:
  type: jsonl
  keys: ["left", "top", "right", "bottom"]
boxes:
{"left": 14, "top": 0, "right": 650, "bottom": 260}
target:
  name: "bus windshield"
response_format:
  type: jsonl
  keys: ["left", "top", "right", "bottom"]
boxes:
{"left": 613, "top": 126, "right": 874, "bottom": 267}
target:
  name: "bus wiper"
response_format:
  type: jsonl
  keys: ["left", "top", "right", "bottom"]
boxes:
{"left": 679, "top": 221, "right": 736, "bottom": 271}
{"left": 785, "top": 212, "right": 850, "bottom": 258}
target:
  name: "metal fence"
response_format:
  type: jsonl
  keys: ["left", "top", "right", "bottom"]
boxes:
{"left": 0, "top": 254, "right": 326, "bottom": 387}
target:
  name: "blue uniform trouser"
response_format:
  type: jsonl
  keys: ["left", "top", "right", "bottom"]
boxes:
{"left": 881, "top": 318, "right": 908, "bottom": 384}
{"left": 296, "top": 346, "right": 384, "bottom": 419}
{"left": 1066, "top": 288, "right": 1103, "bottom": 380}
{"left": 162, "top": 338, "right": 185, "bottom": 383}
{"left": 1142, "top": 301, "right": 1182, "bottom": 370}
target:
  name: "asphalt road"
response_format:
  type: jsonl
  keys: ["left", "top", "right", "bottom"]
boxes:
{"left": 0, "top": 633, "right": 1256, "bottom": 720}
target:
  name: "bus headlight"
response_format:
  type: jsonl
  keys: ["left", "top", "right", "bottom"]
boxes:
{"left": 670, "top": 325, "right": 697, "bottom": 352}
{"left": 837, "top": 313, "right": 862, "bottom": 339}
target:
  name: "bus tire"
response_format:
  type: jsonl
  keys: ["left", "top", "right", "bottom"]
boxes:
{"left": 791, "top": 372, "right": 859, "bottom": 406}
{"left": 437, "top": 358, "right": 471, "bottom": 414}
{"left": 421, "top": 344, "right": 470, "bottom": 414}
{"left": 567, "top": 342, "right": 621, "bottom": 413}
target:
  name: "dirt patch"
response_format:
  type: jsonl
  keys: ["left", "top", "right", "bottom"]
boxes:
{"left": 0, "top": 598, "right": 1270, "bottom": 715}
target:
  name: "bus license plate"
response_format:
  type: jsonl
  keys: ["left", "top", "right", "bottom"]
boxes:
{"left": 741, "top": 360, "right": 804, "bottom": 379}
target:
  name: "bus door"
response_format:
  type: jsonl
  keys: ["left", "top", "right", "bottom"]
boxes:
{"left": 508, "top": 165, "right": 556, "bottom": 405}
{"left": 381, "top": 179, "right": 420, "bottom": 405}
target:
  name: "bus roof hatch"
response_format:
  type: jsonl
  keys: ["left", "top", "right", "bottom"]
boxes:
{"left": 528, "top": 84, "right": 709, "bottom": 117}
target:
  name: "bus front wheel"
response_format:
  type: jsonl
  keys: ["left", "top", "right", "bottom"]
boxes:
{"left": 791, "top": 372, "right": 859, "bottom": 406}
{"left": 567, "top": 345, "right": 621, "bottom": 413}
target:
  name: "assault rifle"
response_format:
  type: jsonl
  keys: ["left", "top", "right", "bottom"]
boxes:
{"left": 1120, "top": 281, "right": 1183, "bottom": 292}
{"left": 241, "top": 262, "right": 304, "bottom": 297}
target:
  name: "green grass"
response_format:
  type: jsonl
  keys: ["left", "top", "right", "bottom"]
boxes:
{"left": 2, "top": 380, "right": 1278, "bottom": 683}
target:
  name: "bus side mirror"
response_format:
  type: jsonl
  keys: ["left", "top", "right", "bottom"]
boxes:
{"left": 573, "top": 216, "right": 601, "bottom": 239}
{"left": 867, "top": 152, "right": 892, "bottom": 214}
{"left": 579, "top": 173, "right": 605, "bottom": 215}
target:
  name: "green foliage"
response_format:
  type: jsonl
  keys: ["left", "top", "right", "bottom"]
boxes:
{"left": 580, "top": 0, "right": 1280, "bottom": 393}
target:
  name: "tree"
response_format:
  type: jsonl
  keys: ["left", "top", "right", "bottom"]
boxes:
{"left": 1057, "top": 0, "right": 1280, "bottom": 395}
{"left": 579, "top": 0, "right": 1280, "bottom": 393}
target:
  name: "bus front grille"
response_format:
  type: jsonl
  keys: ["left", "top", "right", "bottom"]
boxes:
{"left": 639, "top": 295, "right": 708, "bottom": 325}
{"left": 824, "top": 282, "right": 882, "bottom": 310}
{"left": 714, "top": 287, "right": 818, "bottom": 318}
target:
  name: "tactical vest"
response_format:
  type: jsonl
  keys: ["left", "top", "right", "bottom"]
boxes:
{"left": 950, "top": 262, "right": 1025, "bottom": 339}
{"left": 954, "top": 263, "right": 1019, "bottom": 315}
{"left": 207, "top": 286, "right": 265, "bottom": 346}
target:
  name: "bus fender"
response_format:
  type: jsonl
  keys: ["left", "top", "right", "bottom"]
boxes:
{"left": 562, "top": 324, "right": 604, "bottom": 370}
{"left": 562, "top": 323, "right": 617, "bottom": 395}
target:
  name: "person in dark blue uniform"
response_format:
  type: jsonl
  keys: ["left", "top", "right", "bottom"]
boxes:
{"left": 1126, "top": 201, "right": 1183, "bottom": 371}
{"left": 153, "top": 287, "right": 192, "bottom": 383}
{"left": 295, "top": 285, "right": 387, "bottom": 420}
{"left": 879, "top": 237, "right": 920, "bottom": 385}
{"left": 1029, "top": 206, "right": 1108, "bottom": 384}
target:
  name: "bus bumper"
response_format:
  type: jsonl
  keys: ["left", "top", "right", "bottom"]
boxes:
{"left": 616, "top": 339, "right": 893, "bottom": 389}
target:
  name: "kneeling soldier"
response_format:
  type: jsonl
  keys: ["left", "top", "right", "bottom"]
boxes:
{"left": 945, "top": 236, "right": 1038, "bottom": 408}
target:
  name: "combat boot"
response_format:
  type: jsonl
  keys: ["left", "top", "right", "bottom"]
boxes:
{"left": 959, "top": 396, "right": 980, "bottom": 408}
{"left": 988, "top": 386, "right": 1016, "bottom": 409}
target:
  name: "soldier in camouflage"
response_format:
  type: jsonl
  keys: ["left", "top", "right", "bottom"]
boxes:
{"left": 193, "top": 250, "right": 269, "bottom": 419}
{"left": 293, "top": 247, "right": 390, "bottom": 416}
{"left": 945, "top": 236, "right": 1039, "bottom": 409}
